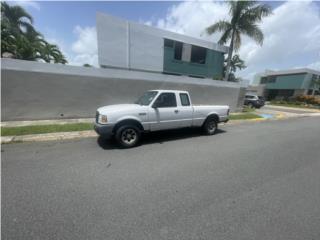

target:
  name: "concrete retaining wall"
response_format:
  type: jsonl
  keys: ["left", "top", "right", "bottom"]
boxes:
{"left": 2, "top": 59, "right": 244, "bottom": 121}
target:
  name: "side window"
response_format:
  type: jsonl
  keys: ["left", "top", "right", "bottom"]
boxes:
{"left": 180, "top": 93, "right": 190, "bottom": 106}
{"left": 174, "top": 41, "right": 183, "bottom": 60}
{"left": 154, "top": 93, "right": 177, "bottom": 108}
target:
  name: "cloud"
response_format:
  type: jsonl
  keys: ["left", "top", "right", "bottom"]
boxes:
{"left": 44, "top": 25, "right": 98, "bottom": 67}
{"left": 11, "top": 0, "right": 40, "bottom": 11}
{"left": 69, "top": 26, "right": 98, "bottom": 67}
{"left": 146, "top": 0, "right": 320, "bottom": 80}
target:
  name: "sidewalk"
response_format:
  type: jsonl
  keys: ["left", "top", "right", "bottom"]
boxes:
{"left": 265, "top": 104, "right": 320, "bottom": 113}
{"left": 0, "top": 118, "right": 94, "bottom": 127}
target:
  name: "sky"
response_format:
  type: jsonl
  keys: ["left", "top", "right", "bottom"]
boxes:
{"left": 9, "top": 0, "right": 320, "bottom": 81}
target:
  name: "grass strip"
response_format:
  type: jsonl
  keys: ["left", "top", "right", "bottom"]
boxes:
{"left": 229, "top": 113, "right": 263, "bottom": 120}
{"left": 1, "top": 123, "right": 93, "bottom": 136}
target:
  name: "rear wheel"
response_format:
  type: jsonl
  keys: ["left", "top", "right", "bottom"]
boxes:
{"left": 115, "top": 125, "right": 141, "bottom": 148}
{"left": 202, "top": 118, "right": 218, "bottom": 135}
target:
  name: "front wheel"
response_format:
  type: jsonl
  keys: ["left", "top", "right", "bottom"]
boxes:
{"left": 202, "top": 119, "right": 218, "bottom": 135}
{"left": 115, "top": 125, "right": 141, "bottom": 148}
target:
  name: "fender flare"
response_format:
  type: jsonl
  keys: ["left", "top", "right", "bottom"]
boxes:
{"left": 113, "top": 118, "right": 144, "bottom": 133}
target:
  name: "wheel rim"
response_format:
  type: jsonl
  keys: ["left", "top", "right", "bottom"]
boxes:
{"left": 207, "top": 121, "right": 216, "bottom": 133}
{"left": 121, "top": 128, "right": 137, "bottom": 145}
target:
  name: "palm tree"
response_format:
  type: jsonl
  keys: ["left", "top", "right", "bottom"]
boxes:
{"left": 229, "top": 54, "right": 246, "bottom": 73}
{"left": 1, "top": 1, "right": 67, "bottom": 64}
{"left": 1, "top": 1, "right": 34, "bottom": 34}
{"left": 206, "top": 1, "right": 272, "bottom": 81}
{"left": 13, "top": 34, "right": 40, "bottom": 61}
{"left": 40, "top": 42, "right": 62, "bottom": 63}
{"left": 51, "top": 50, "right": 67, "bottom": 64}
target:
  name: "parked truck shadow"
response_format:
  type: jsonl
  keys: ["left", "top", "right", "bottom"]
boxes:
{"left": 97, "top": 128, "right": 226, "bottom": 150}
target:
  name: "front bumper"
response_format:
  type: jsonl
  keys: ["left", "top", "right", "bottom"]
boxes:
{"left": 94, "top": 123, "right": 114, "bottom": 138}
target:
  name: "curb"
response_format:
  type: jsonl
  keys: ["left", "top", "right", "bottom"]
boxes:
{"left": 2, "top": 114, "right": 320, "bottom": 144}
{"left": 1, "top": 130, "right": 97, "bottom": 144}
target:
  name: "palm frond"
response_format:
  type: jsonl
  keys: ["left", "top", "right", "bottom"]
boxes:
{"left": 240, "top": 4, "right": 272, "bottom": 24}
{"left": 218, "top": 28, "right": 232, "bottom": 45}
{"left": 240, "top": 24, "right": 264, "bottom": 45}
{"left": 206, "top": 20, "right": 232, "bottom": 35}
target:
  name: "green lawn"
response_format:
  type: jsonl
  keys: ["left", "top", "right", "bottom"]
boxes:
{"left": 229, "top": 113, "right": 263, "bottom": 120}
{"left": 1, "top": 123, "right": 93, "bottom": 136}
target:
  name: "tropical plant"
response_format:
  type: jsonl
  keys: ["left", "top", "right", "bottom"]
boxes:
{"left": 206, "top": 1, "right": 272, "bottom": 81}
{"left": 229, "top": 54, "right": 246, "bottom": 73}
{"left": 1, "top": 1, "right": 67, "bottom": 64}
{"left": 1, "top": 1, "right": 34, "bottom": 34}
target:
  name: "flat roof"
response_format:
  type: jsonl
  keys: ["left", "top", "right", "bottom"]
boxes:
{"left": 261, "top": 68, "right": 320, "bottom": 77}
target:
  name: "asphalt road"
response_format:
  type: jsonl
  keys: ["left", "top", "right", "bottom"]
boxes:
{"left": 2, "top": 117, "right": 320, "bottom": 240}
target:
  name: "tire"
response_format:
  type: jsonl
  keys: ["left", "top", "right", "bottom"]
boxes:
{"left": 115, "top": 125, "right": 141, "bottom": 148}
{"left": 202, "top": 118, "right": 218, "bottom": 135}
{"left": 248, "top": 102, "right": 254, "bottom": 108}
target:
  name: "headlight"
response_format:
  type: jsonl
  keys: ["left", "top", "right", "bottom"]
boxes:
{"left": 99, "top": 114, "right": 108, "bottom": 124}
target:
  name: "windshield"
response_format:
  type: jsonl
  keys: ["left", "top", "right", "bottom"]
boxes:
{"left": 135, "top": 91, "right": 158, "bottom": 106}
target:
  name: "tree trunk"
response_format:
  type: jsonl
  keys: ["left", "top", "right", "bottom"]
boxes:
{"left": 224, "top": 30, "right": 235, "bottom": 81}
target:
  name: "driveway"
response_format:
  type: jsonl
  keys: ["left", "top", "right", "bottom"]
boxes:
{"left": 2, "top": 117, "right": 320, "bottom": 240}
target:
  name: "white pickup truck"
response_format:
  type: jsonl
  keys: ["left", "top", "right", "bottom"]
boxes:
{"left": 94, "top": 90, "right": 230, "bottom": 148}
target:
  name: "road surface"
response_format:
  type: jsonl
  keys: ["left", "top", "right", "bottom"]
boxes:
{"left": 2, "top": 117, "right": 320, "bottom": 240}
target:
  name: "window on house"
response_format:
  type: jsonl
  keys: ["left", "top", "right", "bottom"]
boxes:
{"left": 174, "top": 41, "right": 183, "bottom": 60}
{"left": 268, "top": 76, "right": 276, "bottom": 83}
{"left": 190, "top": 45, "right": 206, "bottom": 64}
{"left": 164, "top": 39, "right": 174, "bottom": 48}
{"left": 311, "top": 74, "right": 317, "bottom": 81}
{"left": 307, "top": 89, "right": 313, "bottom": 95}
{"left": 261, "top": 76, "right": 276, "bottom": 84}
{"left": 261, "top": 77, "right": 268, "bottom": 84}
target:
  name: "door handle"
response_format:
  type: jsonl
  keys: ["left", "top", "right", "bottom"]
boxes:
{"left": 174, "top": 109, "right": 179, "bottom": 113}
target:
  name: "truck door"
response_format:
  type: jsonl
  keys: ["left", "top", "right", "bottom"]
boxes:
{"left": 177, "top": 93, "right": 193, "bottom": 128}
{"left": 149, "top": 92, "right": 181, "bottom": 131}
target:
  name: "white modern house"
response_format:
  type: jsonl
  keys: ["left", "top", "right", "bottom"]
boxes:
{"left": 96, "top": 13, "right": 228, "bottom": 79}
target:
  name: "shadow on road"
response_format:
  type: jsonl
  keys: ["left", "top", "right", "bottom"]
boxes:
{"left": 97, "top": 128, "right": 226, "bottom": 150}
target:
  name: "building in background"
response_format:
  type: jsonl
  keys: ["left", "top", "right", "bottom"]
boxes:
{"left": 96, "top": 13, "right": 228, "bottom": 79}
{"left": 248, "top": 68, "right": 320, "bottom": 100}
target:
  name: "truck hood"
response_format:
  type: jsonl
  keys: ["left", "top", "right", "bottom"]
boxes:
{"left": 97, "top": 104, "right": 145, "bottom": 115}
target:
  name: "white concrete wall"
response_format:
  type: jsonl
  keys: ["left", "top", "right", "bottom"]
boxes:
{"left": 96, "top": 12, "right": 228, "bottom": 73}
{"left": 2, "top": 59, "right": 243, "bottom": 121}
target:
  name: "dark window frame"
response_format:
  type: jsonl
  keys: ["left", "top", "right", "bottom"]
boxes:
{"left": 164, "top": 39, "right": 174, "bottom": 48}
